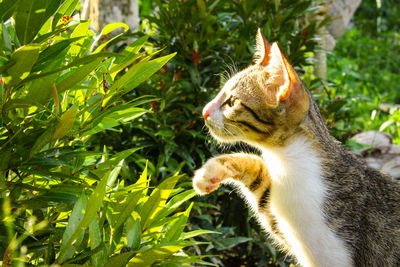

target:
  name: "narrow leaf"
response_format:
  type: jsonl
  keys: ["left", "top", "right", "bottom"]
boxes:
{"left": 104, "top": 53, "right": 176, "bottom": 105}
{"left": 6, "top": 44, "right": 40, "bottom": 81}
{"left": 60, "top": 192, "right": 88, "bottom": 260}
{"left": 89, "top": 218, "right": 107, "bottom": 266}
{"left": 179, "top": 230, "right": 220, "bottom": 240}
{"left": 56, "top": 57, "right": 103, "bottom": 93}
{"left": 102, "top": 22, "right": 129, "bottom": 35}
{"left": 127, "top": 241, "right": 195, "bottom": 267}
{"left": 52, "top": 105, "right": 78, "bottom": 140}
{"left": 126, "top": 217, "right": 141, "bottom": 250}
{"left": 104, "top": 251, "right": 135, "bottom": 267}
{"left": 53, "top": 0, "right": 79, "bottom": 30}
{"left": 162, "top": 202, "right": 193, "bottom": 242}
{"left": 58, "top": 162, "right": 123, "bottom": 262}
{"left": 140, "top": 174, "right": 182, "bottom": 229}
{"left": 14, "top": 0, "right": 49, "bottom": 44}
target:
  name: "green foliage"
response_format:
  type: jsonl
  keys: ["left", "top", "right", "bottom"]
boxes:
{"left": 319, "top": 28, "right": 400, "bottom": 142}
{"left": 353, "top": 0, "right": 400, "bottom": 36}
{"left": 306, "top": 0, "right": 400, "bottom": 145}
{"left": 0, "top": 1, "right": 205, "bottom": 266}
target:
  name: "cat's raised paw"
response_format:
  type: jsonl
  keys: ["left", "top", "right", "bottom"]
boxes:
{"left": 192, "top": 158, "right": 231, "bottom": 195}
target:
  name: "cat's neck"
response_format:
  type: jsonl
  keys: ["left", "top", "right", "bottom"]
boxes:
{"left": 257, "top": 93, "right": 343, "bottom": 180}
{"left": 260, "top": 134, "right": 321, "bottom": 182}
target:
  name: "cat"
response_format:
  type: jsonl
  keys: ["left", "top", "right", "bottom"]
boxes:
{"left": 193, "top": 29, "right": 400, "bottom": 267}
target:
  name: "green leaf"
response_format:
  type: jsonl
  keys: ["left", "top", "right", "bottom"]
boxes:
{"left": 52, "top": 106, "right": 78, "bottom": 140}
{"left": 56, "top": 57, "right": 103, "bottom": 93}
{"left": 14, "top": 0, "right": 52, "bottom": 44}
{"left": 89, "top": 218, "right": 107, "bottom": 267}
{"left": 0, "top": 0, "right": 18, "bottom": 22}
{"left": 140, "top": 174, "right": 182, "bottom": 230}
{"left": 83, "top": 106, "right": 149, "bottom": 136}
{"left": 0, "top": 149, "right": 11, "bottom": 171}
{"left": 31, "top": 192, "right": 78, "bottom": 204}
{"left": 156, "top": 129, "right": 174, "bottom": 138}
{"left": 2, "top": 98, "right": 39, "bottom": 112}
{"left": 113, "top": 189, "right": 145, "bottom": 230}
{"left": 151, "top": 189, "right": 196, "bottom": 224}
{"left": 34, "top": 23, "right": 76, "bottom": 43}
{"left": 58, "top": 161, "right": 124, "bottom": 262}
{"left": 29, "top": 127, "right": 55, "bottom": 158}
{"left": 104, "top": 53, "right": 176, "bottom": 105}
{"left": 25, "top": 73, "right": 58, "bottom": 104}
{"left": 53, "top": 0, "right": 79, "bottom": 30}
{"left": 379, "top": 119, "right": 395, "bottom": 132}
{"left": 90, "top": 148, "right": 138, "bottom": 179}
{"left": 126, "top": 216, "right": 141, "bottom": 250}
{"left": 162, "top": 202, "right": 193, "bottom": 242}
{"left": 6, "top": 44, "right": 40, "bottom": 81}
{"left": 104, "top": 251, "right": 135, "bottom": 267}
{"left": 154, "top": 255, "right": 218, "bottom": 266}
{"left": 141, "top": 0, "right": 152, "bottom": 17}
{"left": 60, "top": 192, "right": 88, "bottom": 260}
{"left": 32, "top": 37, "right": 83, "bottom": 72}
{"left": 127, "top": 242, "right": 192, "bottom": 267}
{"left": 69, "top": 20, "right": 91, "bottom": 56}
{"left": 179, "top": 230, "right": 220, "bottom": 240}
{"left": 102, "top": 22, "right": 129, "bottom": 35}
{"left": 19, "top": 52, "right": 117, "bottom": 86}
{"left": 213, "top": 236, "right": 252, "bottom": 251}
{"left": 0, "top": 23, "right": 12, "bottom": 57}
{"left": 109, "top": 35, "right": 149, "bottom": 76}
{"left": 62, "top": 264, "right": 93, "bottom": 267}
{"left": 94, "top": 32, "right": 125, "bottom": 53}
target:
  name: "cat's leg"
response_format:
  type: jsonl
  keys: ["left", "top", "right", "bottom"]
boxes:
{"left": 193, "top": 153, "right": 289, "bottom": 249}
{"left": 193, "top": 153, "right": 270, "bottom": 196}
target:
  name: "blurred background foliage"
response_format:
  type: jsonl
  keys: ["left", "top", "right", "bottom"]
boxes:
{"left": 323, "top": 0, "right": 400, "bottom": 144}
{"left": 1, "top": 0, "right": 399, "bottom": 266}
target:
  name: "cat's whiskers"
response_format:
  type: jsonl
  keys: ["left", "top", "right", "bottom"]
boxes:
{"left": 225, "top": 56, "right": 239, "bottom": 76}
{"left": 224, "top": 121, "right": 246, "bottom": 138}
{"left": 220, "top": 58, "right": 239, "bottom": 84}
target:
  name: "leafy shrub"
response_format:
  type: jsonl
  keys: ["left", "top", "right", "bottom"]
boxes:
{"left": 352, "top": 0, "right": 400, "bottom": 36}
{"left": 323, "top": 28, "right": 400, "bottom": 142}
{"left": 0, "top": 0, "right": 206, "bottom": 265}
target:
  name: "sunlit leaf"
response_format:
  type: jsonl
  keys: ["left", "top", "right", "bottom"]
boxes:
{"left": 6, "top": 44, "right": 40, "bottom": 81}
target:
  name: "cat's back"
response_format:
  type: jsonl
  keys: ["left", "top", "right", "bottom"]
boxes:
{"left": 323, "top": 147, "right": 400, "bottom": 266}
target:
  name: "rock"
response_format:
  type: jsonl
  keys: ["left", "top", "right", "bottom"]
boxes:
{"left": 351, "top": 130, "right": 392, "bottom": 147}
{"left": 352, "top": 131, "right": 400, "bottom": 179}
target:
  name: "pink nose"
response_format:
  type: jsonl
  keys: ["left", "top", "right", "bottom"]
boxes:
{"left": 202, "top": 94, "right": 222, "bottom": 120}
{"left": 203, "top": 109, "right": 210, "bottom": 120}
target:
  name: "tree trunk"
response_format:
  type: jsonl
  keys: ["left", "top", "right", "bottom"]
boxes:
{"left": 81, "top": 0, "right": 139, "bottom": 33}
{"left": 313, "top": 0, "right": 362, "bottom": 85}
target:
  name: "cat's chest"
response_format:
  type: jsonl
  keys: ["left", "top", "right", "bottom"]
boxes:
{"left": 261, "top": 137, "right": 352, "bottom": 267}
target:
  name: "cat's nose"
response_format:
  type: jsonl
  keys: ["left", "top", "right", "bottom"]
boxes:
{"left": 203, "top": 109, "right": 210, "bottom": 120}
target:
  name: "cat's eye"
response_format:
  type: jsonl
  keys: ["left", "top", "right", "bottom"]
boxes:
{"left": 232, "top": 98, "right": 241, "bottom": 106}
{"left": 226, "top": 96, "right": 240, "bottom": 107}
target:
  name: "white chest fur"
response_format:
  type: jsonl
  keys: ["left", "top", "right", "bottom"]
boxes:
{"left": 261, "top": 136, "right": 352, "bottom": 267}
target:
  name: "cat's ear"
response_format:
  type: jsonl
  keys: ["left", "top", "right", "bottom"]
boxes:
{"left": 254, "top": 28, "right": 271, "bottom": 65}
{"left": 267, "top": 42, "right": 309, "bottom": 118}
{"left": 268, "top": 42, "right": 301, "bottom": 101}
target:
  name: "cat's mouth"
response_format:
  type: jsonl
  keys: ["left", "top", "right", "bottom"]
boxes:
{"left": 205, "top": 118, "right": 240, "bottom": 143}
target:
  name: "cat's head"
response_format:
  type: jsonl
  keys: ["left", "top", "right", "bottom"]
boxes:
{"left": 203, "top": 29, "right": 310, "bottom": 147}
